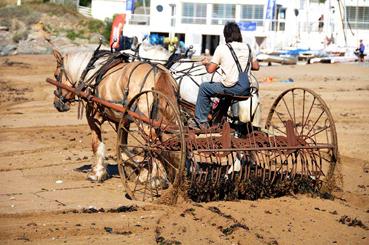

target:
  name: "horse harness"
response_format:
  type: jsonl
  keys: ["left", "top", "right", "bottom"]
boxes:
{"left": 74, "top": 45, "right": 174, "bottom": 125}
{"left": 54, "top": 55, "right": 81, "bottom": 110}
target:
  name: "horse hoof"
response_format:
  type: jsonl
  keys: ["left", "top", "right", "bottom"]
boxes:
{"left": 97, "top": 171, "right": 109, "bottom": 182}
{"left": 87, "top": 171, "right": 109, "bottom": 182}
{"left": 87, "top": 174, "right": 98, "bottom": 182}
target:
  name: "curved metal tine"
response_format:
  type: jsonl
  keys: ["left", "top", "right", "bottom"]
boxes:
{"left": 300, "top": 150, "right": 310, "bottom": 178}
{"left": 273, "top": 155, "right": 280, "bottom": 183}
{"left": 304, "top": 152, "right": 313, "bottom": 178}
{"left": 209, "top": 153, "right": 217, "bottom": 187}
{"left": 274, "top": 142, "right": 285, "bottom": 183}
{"left": 266, "top": 127, "right": 276, "bottom": 181}
{"left": 257, "top": 151, "right": 264, "bottom": 180}
{"left": 316, "top": 151, "right": 334, "bottom": 163}
{"left": 283, "top": 157, "right": 290, "bottom": 181}
{"left": 309, "top": 153, "right": 318, "bottom": 179}
{"left": 311, "top": 151, "right": 326, "bottom": 177}
{"left": 239, "top": 151, "right": 245, "bottom": 182}
{"left": 260, "top": 149, "right": 268, "bottom": 182}
{"left": 227, "top": 152, "right": 235, "bottom": 180}
{"left": 291, "top": 151, "right": 299, "bottom": 179}
{"left": 240, "top": 153, "right": 247, "bottom": 181}
{"left": 300, "top": 150, "right": 307, "bottom": 177}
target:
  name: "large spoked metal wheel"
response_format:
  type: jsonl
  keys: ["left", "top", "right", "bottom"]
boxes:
{"left": 116, "top": 90, "right": 186, "bottom": 203}
{"left": 265, "top": 88, "right": 338, "bottom": 185}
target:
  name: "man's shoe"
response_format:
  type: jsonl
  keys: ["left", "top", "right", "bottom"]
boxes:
{"left": 199, "top": 122, "right": 210, "bottom": 130}
{"left": 187, "top": 119, "right": 209, "bottom": 130}
{"left": 187, "top": 118, "right": 199, "bottom": 129}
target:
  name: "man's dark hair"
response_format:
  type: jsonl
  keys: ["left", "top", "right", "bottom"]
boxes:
{"left": 223, "top": 22, "right": 242, "bottom": 43}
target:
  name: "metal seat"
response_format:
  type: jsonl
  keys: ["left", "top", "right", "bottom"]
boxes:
{"left": 214, "top": 93, "right": 251, "bottom": 101}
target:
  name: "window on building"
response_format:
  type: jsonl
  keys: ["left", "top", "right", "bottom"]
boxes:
{"left": 212, "top": 4, "right": 235, "bottom": 25}
{"left": 346, "top": 6, "right": 369, "bottom": 30}
{"left": 240, "top": 4, "right": 264, "bottom": 26}
{"left": 182, "top": 3, "right": 207, "bottom": 24}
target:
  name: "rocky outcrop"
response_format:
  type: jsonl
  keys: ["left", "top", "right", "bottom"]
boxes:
{"left": 0, "top": 20, "right": 104, "bottom": 56}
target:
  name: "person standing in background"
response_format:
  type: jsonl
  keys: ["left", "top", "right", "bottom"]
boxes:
{"left": 358, "top": 40, "right": 365, "bottom": 62}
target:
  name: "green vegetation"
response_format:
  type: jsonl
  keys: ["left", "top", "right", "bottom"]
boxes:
{"left": 12, "top": 30, "right": 29, "bottom": 43}
{"left": 87, "top": 19, "right": 105, "bottom": 33}
{"left": 135, "top": 0, "right": 150, "bottom": 8}
{"left": 66, "top": 30, "right": 79, "bottom": 40}
{"left": 102, "top": 17, "right": 113, "bottom": 44}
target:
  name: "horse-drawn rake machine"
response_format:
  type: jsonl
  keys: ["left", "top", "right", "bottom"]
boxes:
{"left": 115, "top": 87, "right": 338, "bottom": 203}
{"left": 47, "top": 77, "right": 338, "bottom": 204}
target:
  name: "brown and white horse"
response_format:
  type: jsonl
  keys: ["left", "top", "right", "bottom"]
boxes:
{"left": 52, "top": 49, "right": 178, "bottom": 182}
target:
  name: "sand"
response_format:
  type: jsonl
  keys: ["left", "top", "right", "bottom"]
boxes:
{"left": 0, "top": 55, "right": 368, "bottom": 244}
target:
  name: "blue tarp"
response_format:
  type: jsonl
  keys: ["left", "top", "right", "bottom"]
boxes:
{"left": 238, "top": 22, "right": 257, "bottom": 31}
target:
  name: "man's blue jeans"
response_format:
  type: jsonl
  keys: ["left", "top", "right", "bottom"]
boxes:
{"left": 195, "top": 81, "right": 250, "bottom": 123}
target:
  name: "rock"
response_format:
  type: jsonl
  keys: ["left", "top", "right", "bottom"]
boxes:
{"left": 17, "top": 37, "right": 52, "bottom": 55}
{"left": 0, "top": 44, "right": 17, "bottom": 56}
{"left": 0, "top": 30, "right": 17, "bottom": 56}
{"left": 89, "top": 33, "right": 104, "bottom": 44}
{"left": 0, "top": 26, "right": 9, "bottom": 31}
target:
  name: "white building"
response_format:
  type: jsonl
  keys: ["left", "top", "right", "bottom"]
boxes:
{"left": 90, "top": 0, "right": 369, "bottom": 54}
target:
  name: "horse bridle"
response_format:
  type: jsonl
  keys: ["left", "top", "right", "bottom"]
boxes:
{"left": 54, "top": 58, "right": 79, "bottom": 105}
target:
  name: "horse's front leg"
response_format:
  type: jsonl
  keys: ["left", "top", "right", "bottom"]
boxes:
{"left": 86, "top": 110, "right": 109, "bottom": 182}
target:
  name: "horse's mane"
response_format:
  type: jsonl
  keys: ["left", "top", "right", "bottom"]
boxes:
{"left": 63, "top": 50, "right": 110, "bottom": 83}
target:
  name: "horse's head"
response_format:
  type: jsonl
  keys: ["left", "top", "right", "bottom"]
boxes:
{"left": 52, "top": 49, "right": 76, "bottom": 112}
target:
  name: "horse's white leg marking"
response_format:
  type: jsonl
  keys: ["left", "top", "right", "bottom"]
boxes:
{"left": 93, "top": 142, "right": 108, "bottom": 181}
{"left": 88, "top": 140, "right": 109, "bottom": 182}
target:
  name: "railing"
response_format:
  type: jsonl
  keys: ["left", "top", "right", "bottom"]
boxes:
{"left": 78, "top": 6, "right": 92, "bottom": 18}
{"left": 239, "top": 18, "right": 264, "bottom": 27}
{"left": 211, "top": 17, "right": 236, "bottom": 25}
{"left": 129, "top": 14, "right": 150, "bottom": 25}
{"left": 344, "top": 21, "right": 369, "bottom": 30}
{"left": 181, "top": 16, "right": 207, "bottom": 24}
{"left": 126, "top": 15, "right": 369, "bottom": 33}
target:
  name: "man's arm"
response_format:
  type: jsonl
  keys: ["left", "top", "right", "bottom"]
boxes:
{"left": 251, "top": 59, "right": 260, "bottom": 71}
{"left": 202, "top": 57, "right": 218, "bottom": 73}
